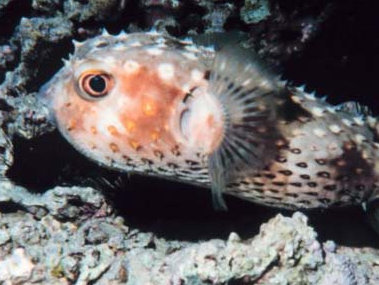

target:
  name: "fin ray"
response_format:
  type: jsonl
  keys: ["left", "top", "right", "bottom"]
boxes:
{"left": 207, "top": 46, "right": 282, "bottom": 210}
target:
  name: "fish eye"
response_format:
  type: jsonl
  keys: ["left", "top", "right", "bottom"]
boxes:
{"left": 78, "top": 71, "right": 114, "bottom": 100}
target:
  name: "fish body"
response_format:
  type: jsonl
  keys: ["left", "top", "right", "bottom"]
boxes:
{"left": 40, "top": 31, "right": 379, "bottom": 211}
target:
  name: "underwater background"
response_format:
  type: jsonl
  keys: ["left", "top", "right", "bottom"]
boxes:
{"left": 0, "top": 0, "right": 378, "bottom": 284}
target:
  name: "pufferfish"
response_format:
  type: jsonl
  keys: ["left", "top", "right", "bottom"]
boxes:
{"left": 39, "top": 30, "right": 379, "bottom": 226}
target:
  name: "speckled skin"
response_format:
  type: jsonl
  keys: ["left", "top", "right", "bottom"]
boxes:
{"left": 40, "top": 31, "right": 379, "bottom": 210}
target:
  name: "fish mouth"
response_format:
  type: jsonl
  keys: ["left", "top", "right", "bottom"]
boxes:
{"left": 178, "top": 88, "right": 196, "bottom": 142}
{"left": 179, "top": 108, "right": 191, "bottom": 140}
{"left": 176, "top": 88, "right": 224, "bottom": 153}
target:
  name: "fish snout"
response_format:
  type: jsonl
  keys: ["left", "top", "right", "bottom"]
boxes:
{"left": 178, "top": 87, "right": 224, "bottom": 154}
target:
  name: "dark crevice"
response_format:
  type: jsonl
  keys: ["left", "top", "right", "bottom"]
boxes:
{"left": 0, "top": 0, "right": 32, "bottom": 38}
{"left": 0, "top": 201, "right": 27, "bottom": 214}
{"left": 282, "top": 0, "right": 379, "bottom": 113}
{"left": 24, "top": 38, "right": 73, "bottom": 92}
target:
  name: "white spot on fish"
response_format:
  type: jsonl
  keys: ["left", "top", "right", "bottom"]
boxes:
{"left": 304, "top": 93, "right": 315, "bottom": 100}
{"left": 328, "top": 142, "right": 338, "bottom": 151}
{"left": 310, "top": 107, "right": 324, "bottom": 117}
{"left": 181, "top": 83, "right": 191, "bottom": 93}
{"left": 112, "top": 43, "right": 127, "bottom": 51}
{"left": 291, "top": 95, "right": 302, "bottom": 104}
{"left": 353, "top": 116, "right": 364, "bottom": 126}
{"left": 367, "top": 116, "right": 377, "bottom": 128}
{"left": 130, "top": 41, "right": 142, "bottom": 47}
{"left": 96, "top": 108, "right": 126, "bottom": 137}
{"left": 147, "top": 47, "right": 164, "bottom": 56}
{"left": 326, "top": 106, "right": 336, "bottom": 113}
{"left": 329, "top": 124, "right": 342, "bottom": 134}
{"left": 158, "top": 63, "right": 175, "bottom": 81}
{"left": 292, "top": 128, "right": 305, "bottom": 136}
{"left": 123, "top": 60, "right": 140, "bottom": 73}
{"left": 242, "top": 79, "right": 251, "bottom": 86}
{"left": 182, "top": 52, "right": 197, "bottom": 61}
{"left": 101, "top": 55, "right": 118, "bottom": 64}
{"left": 180, "top": 38, "right": 193, "bottom": 44}
{"left": 185, "top": 45, "right": 200, "bottom": 53}
{"left": 342, "top": 119, "right": 352, "bottom": 127}
{"left": 354, "top": 134, "right": 366, "bottom": 144}
{"left": 191, "top": 69, "right": 203, "bottom": 82}
{"left": 313, "top": 128, "right": 326, "bottom": 138}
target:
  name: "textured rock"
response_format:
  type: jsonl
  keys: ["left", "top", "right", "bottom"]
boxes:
{"left": 0, "top": 186, "right": 377, "bottom": 284}
{"left": 240, "top": 0, "right": 271, "bottom": 24}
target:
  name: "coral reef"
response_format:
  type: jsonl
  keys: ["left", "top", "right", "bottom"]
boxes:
{"left": 0, "top": 183, "right": 378, "bottom": 284}
{"left": 0, "top": 0, "right": 378, "bottom": 284}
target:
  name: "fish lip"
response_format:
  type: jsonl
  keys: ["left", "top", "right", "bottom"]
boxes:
{"left": 179, "top": 108, "right": 191, "bottom": 140}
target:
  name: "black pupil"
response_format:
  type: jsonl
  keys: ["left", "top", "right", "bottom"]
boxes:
{"left": 89, "top": 75, "right": 106, "bottom": 94}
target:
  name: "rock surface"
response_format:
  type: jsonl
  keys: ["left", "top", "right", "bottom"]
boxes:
{"left": 0, "top": 0, "right": 378, "bottom": 284}
{"left": 0, "top": 182, "right": 378, "bottom": 284}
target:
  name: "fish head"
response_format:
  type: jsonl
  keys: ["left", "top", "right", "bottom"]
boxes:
{"left": 39, "top": 33, "right": 224, "bottom": 170}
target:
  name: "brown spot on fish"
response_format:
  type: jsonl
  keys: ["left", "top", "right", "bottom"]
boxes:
{"left": 272, "top": 181, "right": 286, "bottom": 186}
{"left": 304, "top": 192, "right": 318, "bottom": 196}
{"left": 150, "top": 131, "right": 160, "bottom": 141}
{"left": 141, "top": 157, "right": 153, "bottom": 165}
{"left": 291, "top": 148, "right": 301, "bottom": 154}
{"left": 89, "top": 143, "right": 97, "bottom": 150}
{"left": 317, "top": 171, "right": 331, "bottom": 178}
{"left": 67, "top": 119, "right": 77, "bottom": 131}
{"left": 264, "top": 173, "right": 276, "bottom": 179}
{"left": 300, "top": 174, "right": 310, "bottom": 180}
{"left": 285, "top": 193, "right": 299, "bottom": 198}
{"left": 275, "top": 139, "right": 287, "bottom": 147}
{"left": 167, "top": 162, "right": 179, "bottom": 169}
{"left": 296, "top": 162, "right": 308, "bottom": 168}
{"left": 107, "top": 125, "right": 119, "bottom": 136}
{"left": 171, "top": 145, "right": 181, "bottom": 156}
{"left": 276, "top": 155, "right": 287, "bottom": 163}
{"left": 122, "top": 155, "right": 132, "bottom": 162}
{"left": 90, "top": 126, "right": 97, "bottom": 135}
{"left": 129, "top": 139, "right": 141, "bottom": 151}
{"left": 279, "top": 170, "right": 292, "bottom": 176}
{"left": 109, "top": 142, "right": 119, "bottom": 153}
{"left": 153, "top": 150, "right": 164, "bottom": 159}
{"left": 324, "top": 184, "right": 337, "bottom": 191}
{"left": 315, "top": 159, "right": 326, "bottom": 165}
{"left": 299, "top": 200, "right": 311, "bottom": 205}
{"left": 318, "top": 198, "right": 331, "bottom": 204}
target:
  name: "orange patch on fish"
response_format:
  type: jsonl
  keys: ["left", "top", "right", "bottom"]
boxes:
{"left": 142, "top": 100, "right": 157, "bottom": 116}
{"left": 124, "top": 120, "right": 136, "bottom": 132}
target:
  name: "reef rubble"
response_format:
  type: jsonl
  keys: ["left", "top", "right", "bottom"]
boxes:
{"left": 0, "top": 183, "right": 378, "bottom": 284}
